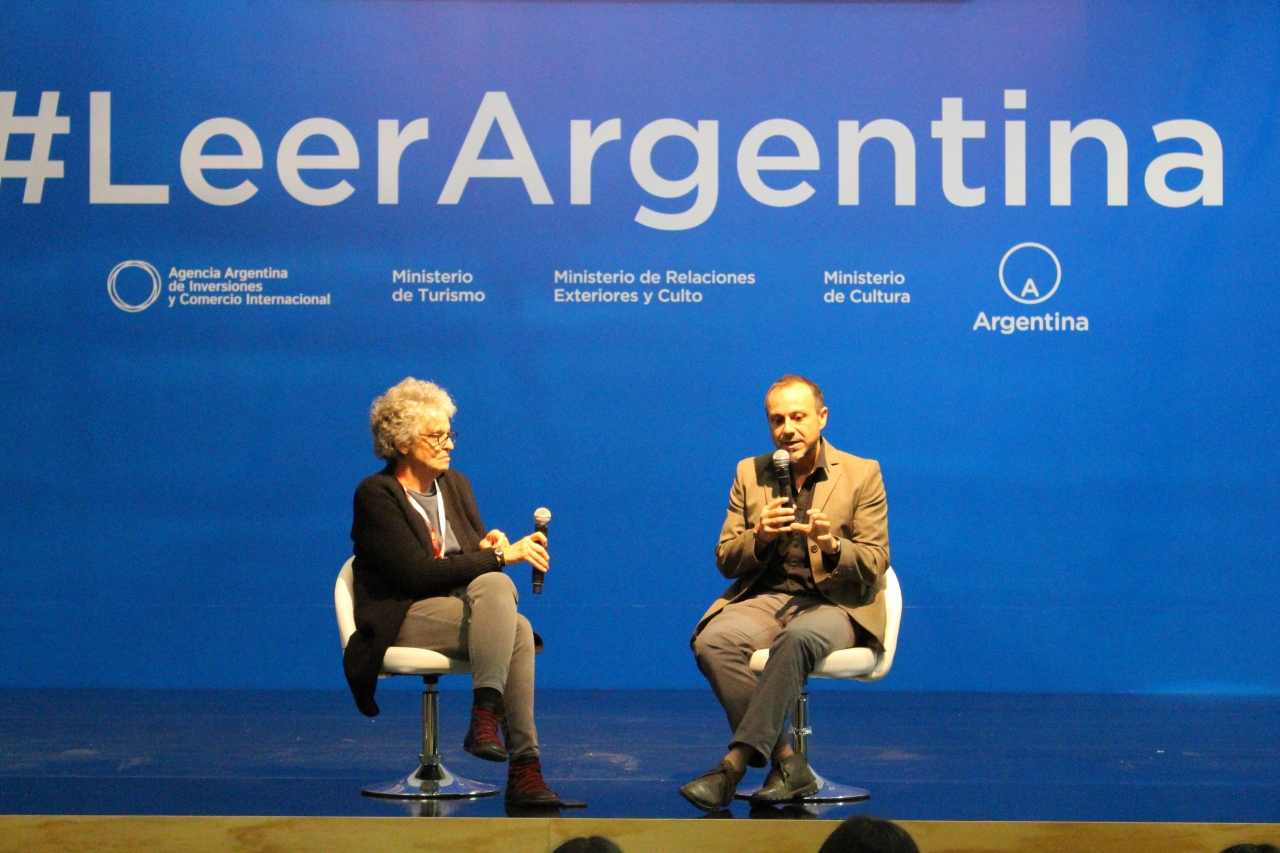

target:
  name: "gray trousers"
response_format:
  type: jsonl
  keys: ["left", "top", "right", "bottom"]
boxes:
{"left": 394, "top": 571, "right": 539, "bottom": 759}
{"left": 693, "top": 592, "right": 856, "bottom": 762}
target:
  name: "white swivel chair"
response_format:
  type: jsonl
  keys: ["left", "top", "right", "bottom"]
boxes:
{"left": 736, "top": 566, "right": 903, "bottom": 803}
{"left": 335, "top": 558, "right": 499, "bottom": 800}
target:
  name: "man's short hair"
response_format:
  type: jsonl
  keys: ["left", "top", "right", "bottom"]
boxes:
{"left": 817, "top": 816, "right": 919, "bottom": 853}
{"left": 1220, "top": 846, "right": 1280, "bottom": 853}
{"left": 767, "top": 374, "right": 825, "bottom": 410}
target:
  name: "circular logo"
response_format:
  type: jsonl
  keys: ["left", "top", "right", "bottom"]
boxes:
{"left": 107, "top": 260, "right": 162, "bottom": 312}
{"left": 999, "top": 243, "right": 1061, "bottom": 305}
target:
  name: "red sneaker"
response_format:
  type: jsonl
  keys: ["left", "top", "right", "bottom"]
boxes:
{"left": 463, "top": 707, "right": 508, "bottom": 762}
{"left": 505, "top": 756, "right": 562, "bottom": 806}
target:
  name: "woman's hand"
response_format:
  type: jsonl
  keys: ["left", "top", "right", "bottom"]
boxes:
{"left": 480, "top": 529, "right": 510, "bottom": 550}
{"left": 502, "top": 532, "right": 549, "bottom": 574}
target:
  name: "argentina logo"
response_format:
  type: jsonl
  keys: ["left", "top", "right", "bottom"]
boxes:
{"left": 973, "top": 243, "right": 1088, "bottom": 334}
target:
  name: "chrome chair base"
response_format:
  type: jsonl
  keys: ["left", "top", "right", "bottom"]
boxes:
{"left": 362, "top": 675, "right": 500, "bottom": 800}
{"left": 362, "top": 762, "right": 500, "bottom": 800}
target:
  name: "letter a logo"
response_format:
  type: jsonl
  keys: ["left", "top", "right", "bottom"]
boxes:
{"left": 999, "top": 243, "right": 1061, "bottom": 305}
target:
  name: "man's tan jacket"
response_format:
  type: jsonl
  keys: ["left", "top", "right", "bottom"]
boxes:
{"left": 693, "top": 440, "right": 891, "bottom": 648}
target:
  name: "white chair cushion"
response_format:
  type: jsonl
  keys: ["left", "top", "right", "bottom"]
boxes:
{"left": 744, "top": 568, "right": 902, "bottom": 683}
{"left": 749, "top": 646, "right": 879, "bottom": 680}
{"left": 380, "top": 646, "right": 471, "bottom": 677}
{"left": 337, "top": 561, "right": 471, "bottom": 679}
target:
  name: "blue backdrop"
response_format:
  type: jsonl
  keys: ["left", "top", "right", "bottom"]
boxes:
{"left": 1, "top": 0, "right": 1276, "bottom": 693}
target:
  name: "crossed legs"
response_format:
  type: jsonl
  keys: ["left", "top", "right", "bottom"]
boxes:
{"left": 394, "top": 571, "right": 539, "bottom": 758}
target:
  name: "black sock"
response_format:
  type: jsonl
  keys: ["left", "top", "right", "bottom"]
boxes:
{"left": 473, "top": 687, "right": 503, "bottom": 714}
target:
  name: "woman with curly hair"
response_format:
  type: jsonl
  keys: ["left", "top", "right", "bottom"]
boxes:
{"left": 343, "top": 377, "right": 564, "bottom": 807}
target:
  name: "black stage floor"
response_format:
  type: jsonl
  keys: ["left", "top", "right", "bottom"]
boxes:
{"left": 1, "top": 688, "right": 1277, "bottom": 822}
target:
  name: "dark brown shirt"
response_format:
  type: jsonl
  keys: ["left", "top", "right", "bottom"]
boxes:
{"left": 758, "top": 442, "right": 838, "bottom": 595}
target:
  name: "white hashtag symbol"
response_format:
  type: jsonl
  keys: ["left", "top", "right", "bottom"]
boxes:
{"left": 0, "top": 91, "right": 71, "bottom": 203}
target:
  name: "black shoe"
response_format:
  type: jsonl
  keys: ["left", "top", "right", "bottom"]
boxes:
{"left": 679, "top": 760, "right": 746, "bottom": 811}
{"left": 749, "top": 753, "right": 819, "bottom": 804}
{"left": 463, "top": 707, "right": 508, "bottom": 762}
{"left": 505, "top": 756, "right": 563, "bottom": 807}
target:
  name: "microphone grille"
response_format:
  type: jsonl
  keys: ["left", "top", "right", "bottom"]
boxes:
{"left": 772, "top": 449, "right": 791, "bottom": 468}
{"left": 533, "top": 507, "right": 552, "bottom": 524}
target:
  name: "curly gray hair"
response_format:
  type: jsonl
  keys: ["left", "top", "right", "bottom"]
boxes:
{"left": 369, "top": 377, "right": 457, "bottom": 461}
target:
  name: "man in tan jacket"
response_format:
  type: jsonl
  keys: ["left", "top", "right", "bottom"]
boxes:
{"left": 679, "top": 375, "right": 890, "bottom": 811}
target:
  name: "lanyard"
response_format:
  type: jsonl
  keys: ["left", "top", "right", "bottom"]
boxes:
{"left": 404, "top": 480, "right": 449, "bottom": 555}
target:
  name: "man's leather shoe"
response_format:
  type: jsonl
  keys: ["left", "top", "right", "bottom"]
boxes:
{"left": 748, "top": 753, "right": 819, "bottom": 804}
{"left": 505, "top": 756, "right": 563, "bottom": 807}
{"left": 679, "top": 760, "right": 746, "bottom": 811}
{"left": 463, "top": 707, "right": 508, "bottom": 762}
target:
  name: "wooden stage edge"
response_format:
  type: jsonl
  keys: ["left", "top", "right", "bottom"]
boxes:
{"left": 2, "top": 815, "right": 1278, "bottom": 853}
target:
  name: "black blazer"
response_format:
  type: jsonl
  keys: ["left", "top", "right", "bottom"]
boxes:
{"left": 343, "top": 465, "right": 501, "bottom": 716}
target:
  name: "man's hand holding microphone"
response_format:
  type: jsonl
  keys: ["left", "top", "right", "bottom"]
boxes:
{"left": 755, "top": 498, "right": 837, "bottom": 555}
{"left": 754, "top": 450, "right": 837, "bottom": 556}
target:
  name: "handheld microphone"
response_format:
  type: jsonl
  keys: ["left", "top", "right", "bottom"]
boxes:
{"left": 532, "top": 507, "right": 551, "bottom": 594}
{"left": 772, "top": 449, "right": 794, "bottom": 507}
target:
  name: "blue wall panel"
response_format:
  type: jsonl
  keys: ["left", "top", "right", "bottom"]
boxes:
{"left": 0, "top": 0, "right": 1276, "bottom": 692}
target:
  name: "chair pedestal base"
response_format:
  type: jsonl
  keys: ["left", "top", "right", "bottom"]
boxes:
{"left": 363, "top": 674, "right": 502, "bottom": 800}
{"left": 735, "top": 771, "right": 870, "bottom": 804}
{"left": 362, "top": 762, "right": 501, "bottom": 800}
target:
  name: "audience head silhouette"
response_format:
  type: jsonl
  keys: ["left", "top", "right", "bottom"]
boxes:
{"left": 552, "top": 837, "right": 625, "bottom": 853}
{"left": 817, "top": 816, "right": 919, "bottom": 853}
